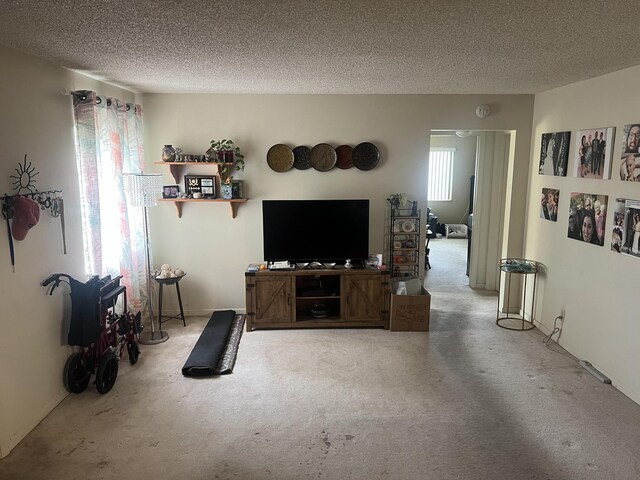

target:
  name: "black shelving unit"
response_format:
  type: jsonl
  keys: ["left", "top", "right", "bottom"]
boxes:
{"left": 389, "top": 206, "right": 421, "bottom": 279}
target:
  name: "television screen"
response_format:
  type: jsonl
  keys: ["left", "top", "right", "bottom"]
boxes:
{"left": 262, "top": 199, "right": 369, "bottom": 263}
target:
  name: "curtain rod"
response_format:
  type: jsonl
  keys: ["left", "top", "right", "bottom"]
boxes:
{"left": 63, "top": 89, "right": 132, "bottom": 110}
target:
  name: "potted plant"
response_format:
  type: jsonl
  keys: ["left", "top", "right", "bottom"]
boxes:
{"left": 387, "top": 193, "right": 408, "bottom": 217}
{"left": 206, "top": 139, "right": 245, "bottom": 199}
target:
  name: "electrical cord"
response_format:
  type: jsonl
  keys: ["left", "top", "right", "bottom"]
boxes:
{"left": 542, "top": 315, "right": 579, "bottom": 362}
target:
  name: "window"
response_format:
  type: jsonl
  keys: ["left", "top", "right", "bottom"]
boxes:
{"left": 72, "top": 91, "right": 148, "bottom": 313}
{"left": 428, "top": 148, "right": 455, "bottom": 201}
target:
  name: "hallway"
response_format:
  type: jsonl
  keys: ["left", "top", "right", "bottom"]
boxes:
{"left": 424, "top": 237, "right": 470, "bottom": 292}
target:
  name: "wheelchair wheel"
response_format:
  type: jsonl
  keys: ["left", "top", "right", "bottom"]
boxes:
{"left": 95, "top": 352, "right": 118, "bottom": 394}
{"left": 64, "top": 352, "right": 90, "bottom": 393}
{"left": 127, "top": 342, "right": 140, "bottom": 365}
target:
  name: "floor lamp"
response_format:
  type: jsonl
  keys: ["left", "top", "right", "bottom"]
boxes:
{"left": 123, "top": 172, "right": 168, "bottom": 344}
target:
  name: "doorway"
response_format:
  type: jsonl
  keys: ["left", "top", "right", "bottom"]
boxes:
{"left": 425, "top": 130, "right": 516, "bottom": 293}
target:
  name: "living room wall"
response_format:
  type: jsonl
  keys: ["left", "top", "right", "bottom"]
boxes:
{"left": 0, "top": 47, "right": 136, "bottom": 457}
{"left": 142, "top": 94, "right": 534, "bottom": 315}
{"left": 0, "top": 45, "right": 534, "bottom": 459}
{"left": 525, "top": 64, "right": 640, "bottom": 405}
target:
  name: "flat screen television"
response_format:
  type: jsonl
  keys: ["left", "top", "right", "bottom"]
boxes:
{"left": 262, "top": 199, "right": 369, "bottom": 264}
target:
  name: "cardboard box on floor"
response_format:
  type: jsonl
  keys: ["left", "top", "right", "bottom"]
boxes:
{"left": 390, "top": 278, "right": 431, "bottom": 331}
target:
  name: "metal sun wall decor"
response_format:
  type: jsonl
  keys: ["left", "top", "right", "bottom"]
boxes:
{"left": 2, "top": 155, "right": 66, "bottom": 271}
{"left": 266, "top": 142, "right": 380, "bottom": 172}
{"left": 11, "top": 154, "right": 39, "bottom": 193}
{"left": 6, "top": 155, "right": 64, "bottom": 218}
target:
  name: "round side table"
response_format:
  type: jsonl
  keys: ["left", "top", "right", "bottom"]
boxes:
{"left": 496, "top": 258, "right": 539, "bottom": 331}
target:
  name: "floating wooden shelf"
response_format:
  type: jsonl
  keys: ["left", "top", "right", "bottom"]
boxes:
{"left": 154, "top": 161, "right": 232, "bottom": 183}
{"left": 158, "top": 198, "right": 248, "bottom": 218}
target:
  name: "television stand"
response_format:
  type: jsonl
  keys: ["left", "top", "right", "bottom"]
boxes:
{"left": 245, "top": 267, "right": 390, "bottom": 331}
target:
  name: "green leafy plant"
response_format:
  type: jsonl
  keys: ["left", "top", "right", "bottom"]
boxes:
{"left": 206, "top": 139, "right": 245, "bottom": 183}
{"left": 387, "top": 193, "right": 408, "bottom": 208}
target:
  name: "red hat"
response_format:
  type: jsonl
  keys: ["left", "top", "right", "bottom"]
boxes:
{"left": 12, "top": 196, "right": 40, "bottom": 241}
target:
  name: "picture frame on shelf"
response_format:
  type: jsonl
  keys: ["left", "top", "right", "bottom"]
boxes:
{"left": 185, "top": 175, "right": 216, "bottom": 199}
{"left": 162, "top": 185, "right": 180, "bottom": 199}
{"left": 231, "top": 180, "right": 244, "bottom": 199}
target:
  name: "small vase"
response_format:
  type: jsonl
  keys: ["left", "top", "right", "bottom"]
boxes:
{"left": 221, "top": 183, "right": 233, "bottom": 200}
{"left": 162, "top": 145, "right": 176, "bottom": 162}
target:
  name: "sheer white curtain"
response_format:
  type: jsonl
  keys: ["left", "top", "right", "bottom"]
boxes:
{"left": 72, "top": 91, "right": 148, "bottom": 314}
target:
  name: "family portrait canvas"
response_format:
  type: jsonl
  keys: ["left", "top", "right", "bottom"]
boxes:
{"left": 540, "top": 188, "right": 559, "bottom": 221}
{"left": 611, "top": 198, "right": 640, "bottom": 258}
{"left": 619, "top": 123, "right": 640, "bottom": 181}
{"left": 567, "top": 192, "right": 608, "bottom": 246}
{"left": 539, "top": 131, "right": 570, "bottom": 176}
{"left": 574, "top": 127, "right": 615, "bottom": 179}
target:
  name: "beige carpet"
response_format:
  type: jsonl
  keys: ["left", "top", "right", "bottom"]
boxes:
{"left": 1, "top": 239, "right": 640, "bottom": 479}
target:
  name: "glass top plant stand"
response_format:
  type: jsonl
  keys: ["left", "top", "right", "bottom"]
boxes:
{"left": 496, "top": 258, "right": 539, "bottom": 331}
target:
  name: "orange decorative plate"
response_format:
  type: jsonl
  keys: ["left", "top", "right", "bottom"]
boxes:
{"left": 335, "top": 144, "right": 353, "bottom": 169}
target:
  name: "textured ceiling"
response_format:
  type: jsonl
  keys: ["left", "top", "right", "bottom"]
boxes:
{"left": 1, "top": 0, "right": 639, "bottom": 94}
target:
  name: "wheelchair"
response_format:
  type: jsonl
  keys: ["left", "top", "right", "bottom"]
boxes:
{"left": 42, "top": 273, "right": 142, "bottom": 394}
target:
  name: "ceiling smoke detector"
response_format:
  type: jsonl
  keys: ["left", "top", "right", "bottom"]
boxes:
{"left": 475, "top": 104, "right": 491, "bottom": 118}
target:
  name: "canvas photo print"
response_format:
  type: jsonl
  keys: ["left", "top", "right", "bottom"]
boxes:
{"left": 539, "top": 131, "right": 570, "bottom": 176}
{"left": 574, "top": 127, "right": 615, "bottom": 179}
{"left": 619, "top": 123, "right": 640, "bottom": 181}
{"left": 611, "top": 198, "right": 640, "bottom": 258}
{"left": 567, "top": 192, "right": 607, "bottom": 246}
{"left": 540, "top": 188, "right": 559, "bottom": 221}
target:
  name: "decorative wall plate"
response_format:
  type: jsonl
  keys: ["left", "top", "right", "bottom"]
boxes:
{"left": 310, "top": 143, "right": 337, "bottom": 171}
{"left": 267, "top": 144, "right": 294, "bottom": 172}
{"left": 335, "top": 145, "right": 353, "bottom": 169}
{"left": 293, "top": 146, "right": 312, "bottom": 170}
{"left": 352, "top": 142, "right": 380, "bottom": 171}
{"left": 401, "top": 220, "right": 415, "bottom": 232}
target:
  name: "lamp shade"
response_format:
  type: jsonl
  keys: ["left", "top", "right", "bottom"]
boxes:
{"left": 123, "top": 173, "right": 163, "bottom": 207}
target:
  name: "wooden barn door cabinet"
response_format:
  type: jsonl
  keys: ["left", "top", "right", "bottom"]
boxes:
{"left": 245, "top": 268, "right": 390, "bottom": 331}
